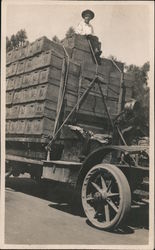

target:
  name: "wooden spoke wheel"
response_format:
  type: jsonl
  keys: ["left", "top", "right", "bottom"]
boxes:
{"left": 81, "top": 163, "right": 131, "bottom": 230}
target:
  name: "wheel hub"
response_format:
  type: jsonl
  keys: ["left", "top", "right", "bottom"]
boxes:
{"left": 102, "top": 191, "right": 108, "bottom": 200}
{"left": 94, "top": 191, "right": 107, "bottom": 201}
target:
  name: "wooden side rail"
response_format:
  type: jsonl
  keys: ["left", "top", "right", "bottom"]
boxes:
{"left": 6, "top": 154, "right": 43, "bottom": 166}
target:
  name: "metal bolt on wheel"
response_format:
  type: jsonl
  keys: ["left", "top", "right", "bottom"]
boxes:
{"left": 81, "top": 163, "right": 131, "bottom": 230}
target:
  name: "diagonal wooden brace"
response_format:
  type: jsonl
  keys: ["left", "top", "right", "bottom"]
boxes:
{"left": 46, "top": 76, "right": 98, "bottom": 159}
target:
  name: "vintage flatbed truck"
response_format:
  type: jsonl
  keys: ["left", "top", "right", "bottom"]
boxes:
{"left": 6, "top": 34, "right": 149, "bottom": 230}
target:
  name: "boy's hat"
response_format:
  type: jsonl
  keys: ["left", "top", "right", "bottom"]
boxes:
{"left": 82, "top": 9, "right": 95, "bottom": 20}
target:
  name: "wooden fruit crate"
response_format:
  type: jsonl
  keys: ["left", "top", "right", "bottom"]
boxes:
{"left": 62, "top": 34, "right": 101, "bottom": 54}
{"left": 13, "top": 89, "right": 24, "bottom": 104}
{"left": 13, "top": 88, "right": 38, "bottom": 104}
{"left": 6, "top": 77, "right": 16, "bottom": 91}
{"left": 14, "top": 75, "right": 23, "bottom": 89}
{"left": 17, "top": 101, "right": 57, "bottom": 120}
{"left": 16, "top": 120, "right": 26, "bottom": 134}
{"left": 62, "top": 34, "right": 90, "bottom": 52}
{"left": 6, "top": 117, "right": 55, "bottom": 137}
{"left": 28, "top": 86, "right": 38, "bottom": 102}
{"left": 72, "top": 48, "right": 94, "bottom": 64}
{"left": 24, "top": 51, "right": 63, "bottom": 73}
{"left": 40, "top": 67, "right": 61, "bottom": 84}
{"left": 9, "top": 120, "right": 18, "bottom": 134}
{"left": 24, "top": 58, "right": 34, "bottom": 73}
{"left": 24, "top": 117, "right": 55, "bottom": 136}
{"left": 81, "top": 63, "right": 111, "bottom": 82}
{"left": 32, "top": 51, "right": 62, "bottom": 70}
{"left": 109, "top": 75, "right": 121, "bottom": 86}
{"left": 16, "top": 60, "right": 26, "bottom": 75}
{"left": 31, "top": 70, "right": 40, "bottom": 85}
{"left": 19, "top": 46, "right": 28, "bottom": 60}
{"left": 12, "top": 48, "right": 21, "bottom": 63}
{"left": 33, "top": 103, "right": 54, "bottom": 119}
{"left": 6, "top": 65, "right": 12, "bottom": 78}
{"left": 107, "top": 84, "right": 120, "bottom": 99}
{"left": 6, "top": 48, "right": 24, "bottom": 65}
{"left": 6, "top": 119, "right": 22, "bottom": 134}
{"left": 33, "top": 36, "right": 65, "bottom": 56}
{"left": 7, "top": 62, "right": 19, "bottom": 77}
{"left": 33, "top": 36, "right": 53, "bottom": 55}
{"left": 18, "top": 104, "right": 31, "bottom": 119}
{"left": 6, "top": 105, "right": 20, "bottom": 119}
{"left": 6, "top": 120, "right": 10, "bottom": 134}
{"left": 6, "top": 50, "right": 13, "bottom": 65}
{"left": 37, "top": 84, "right": 59, "bottom": 102}
{"left": 22, "top": 73, "right": 33, "bottom": 88}
{"left": 106, "top": 99, "right": 119, "bottom": 115}
{"left": 41, "top": 50, "right": 63, "bottom": 69}
{"left": 80, "top": 77, "right": 108, "bottom": 96}
{"left": 66, "top": 74, "right": 79, "bottom": 93}
{"left": 19, "top": 67, "right": 60, "bottom": 89}
{"left": 6, "top": 91, "right": 14, "bottom": 105}
{"left": 68, "top": 60, "right": 81, "bottom": 76}
{"left": 12, "top": 83, "right": 60, "bottom": 104}
{"left": 27, "top": 42, "right": 35, "bottom": 57}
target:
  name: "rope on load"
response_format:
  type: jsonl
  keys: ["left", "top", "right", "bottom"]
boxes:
{"left": 52, "top": 45, "right": 70, "bottom": 137}
{"left": 46, "top": 45, "right": 70, "bottom": 160}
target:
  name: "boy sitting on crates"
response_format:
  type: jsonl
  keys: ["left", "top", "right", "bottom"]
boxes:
{"left": 75, "top": 9, "right": 102, "bottom": 64}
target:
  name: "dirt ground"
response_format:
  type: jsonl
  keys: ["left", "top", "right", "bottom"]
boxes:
{"left": 5, "top": 175, "right": 149, "bottom": 246}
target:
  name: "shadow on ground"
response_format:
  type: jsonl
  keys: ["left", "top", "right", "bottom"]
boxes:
{"left": 6, "top": 176, "right": 149, "bottom": 233}
{"left": 6, "top": 176, "right": 83, "bottom": 216}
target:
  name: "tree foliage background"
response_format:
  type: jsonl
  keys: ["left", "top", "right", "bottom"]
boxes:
{"left": 6, "top": 29, "right": 28, "bottom": 52}
{"left": 125, "top": 61, "right": 150, "bottom": 132}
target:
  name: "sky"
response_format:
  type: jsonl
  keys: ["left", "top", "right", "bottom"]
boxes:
{"left": 5, "top": 1, "right": 154, "bottom": 67}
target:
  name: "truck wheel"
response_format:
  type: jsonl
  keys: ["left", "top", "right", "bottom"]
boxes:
{"left": 81, "top": 163, "right": 131, "bottom": 230}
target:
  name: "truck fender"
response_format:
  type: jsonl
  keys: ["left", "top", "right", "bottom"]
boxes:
{"left": 76, "top": 145, "right": 120, "bottom": 191}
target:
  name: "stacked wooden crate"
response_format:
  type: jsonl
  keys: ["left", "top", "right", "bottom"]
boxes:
{"left": 62, "top": 34, "right": 95, "bottom": 64}
{"left": 6, "top": 36, "right": 80, "bottom": 140}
